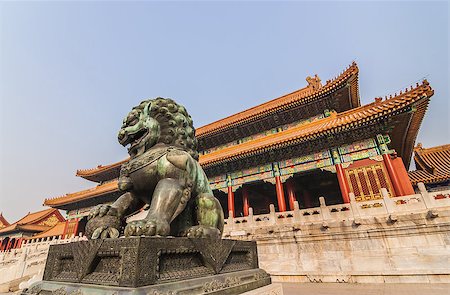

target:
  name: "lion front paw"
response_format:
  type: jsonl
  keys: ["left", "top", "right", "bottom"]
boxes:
{"left": 183, "top": 225, "right": 221, "bottom": 239}
{"left": 85, "top": 215, "right": 122, "bottom": 239}
{"left": 124, "top": 219, "right": 170, "bottom": 237}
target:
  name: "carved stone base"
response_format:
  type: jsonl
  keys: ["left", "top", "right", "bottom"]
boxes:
{"left": 22, "top": 237, "right": 271, "bottom": 294}
{"left": 23, "top": 269, "right": 271, "bottom": 295}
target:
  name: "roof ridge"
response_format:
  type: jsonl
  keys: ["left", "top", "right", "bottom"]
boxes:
{"left": 199, "top": 80, "right": 433, "bottom": 167}
{"left": 196, "top": 62, "right": 359, "bottom": 137}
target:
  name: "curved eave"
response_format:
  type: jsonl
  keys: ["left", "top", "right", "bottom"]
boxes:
{"left": 196, "top": 62, "right": 359, "bottom": 139}
{"left": 408, "top": 170, "right": 450, "bottom": 185}
{"left": 199, "top": 81, "right": 433, "bottom": 169}
{"left": 44, "top": 181, "right": 119, "bottom": 208}
{"left": 413, "top": 143, "right": 450, "bottom": 172}
{"left": 76, "top": 159, "right": 127, "bottom": 183}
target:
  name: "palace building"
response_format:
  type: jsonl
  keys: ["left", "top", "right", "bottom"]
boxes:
{"left": 0, "top": 208, "right": 65, "bottom": 251}
{"left": 43, "top": 62, "right": 439, "bottom": 235}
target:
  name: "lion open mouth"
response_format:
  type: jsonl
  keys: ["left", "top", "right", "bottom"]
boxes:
{"left": 121, "top": 129, "right": 149, "bottom": 152}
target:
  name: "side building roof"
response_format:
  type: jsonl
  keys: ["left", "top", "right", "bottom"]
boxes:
{"left": 408, "top": 143, "right": 450, "bottom": 185}
{"left": 0, "top": 213, "right": 9, "bottom": 229}
{"left": 0, "top": 208, "right": 65, "bottom": 235}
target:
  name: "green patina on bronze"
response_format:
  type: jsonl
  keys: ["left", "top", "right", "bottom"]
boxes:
{"left": 85, "top": 98, "right": 224, "bottom": 239}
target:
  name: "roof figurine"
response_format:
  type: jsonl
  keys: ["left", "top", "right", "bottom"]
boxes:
{"left": 306, "top": 74, "right": 322, "bottom": 90}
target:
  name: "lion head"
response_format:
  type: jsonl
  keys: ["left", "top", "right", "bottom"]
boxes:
{"left": 118, "top": 98, "right": 198, "bottom": 159}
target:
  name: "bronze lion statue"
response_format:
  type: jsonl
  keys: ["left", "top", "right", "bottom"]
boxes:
{"left": 85, "top": 98, "right": 224, "bottom": 239}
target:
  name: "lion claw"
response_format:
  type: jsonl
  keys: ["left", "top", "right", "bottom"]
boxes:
{"left": 183, "top": 225, "right": 221, "bottom": 239}
{"left": 124, "top": 219, "right": 170, "bottom": 237}
{"left": 91, "top": 226, "right": 120, "bottom": 239}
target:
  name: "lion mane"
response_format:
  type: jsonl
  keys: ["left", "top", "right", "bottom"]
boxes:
{"left": 132, "top": 97, "right": 199, "bottom": 160}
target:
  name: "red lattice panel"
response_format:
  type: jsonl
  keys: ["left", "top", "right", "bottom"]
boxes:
{"left": 358, "top": 170, "right": 370, "bottom": 196}
{"left": 349, "top": 173, "right": 360, "bottom": 197}
{"left": 376, "top": 168, "right": 388, "bottom": 190}
{"left": 367, "top": 169, "right": 380, "bottom": 195}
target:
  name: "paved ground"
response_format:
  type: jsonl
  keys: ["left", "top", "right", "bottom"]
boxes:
{"left": 2, "top": 283, "right": 449, "bottom": 295}
{"left": 281, "top": 283, "right": 450, "bottom": 295}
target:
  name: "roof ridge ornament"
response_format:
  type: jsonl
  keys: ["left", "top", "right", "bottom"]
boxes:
{"left": 306, "top": 74, "right": 322, "bottom": 91}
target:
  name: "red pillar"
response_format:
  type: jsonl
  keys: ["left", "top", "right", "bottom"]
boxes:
{"left": 275, "top": 176, "right": 287, "bottom": 212}
{"left": 336, "top": 163, "right": 351, "bottom": 203}
{"left": 286, "top": 179, "right": 297, "bottom": 210}
{"left": 383, "top": 154, "right": 402, "bottom": 196}
{"left": 72, "top": 218, "right": 80, "bottom": 237}
{"left": 242, "top": 186, "right": 250, "bottom": 216}
{"left": 392, "top": 157, "right": 415, "bottom": 195}
{"left": 62, "top": 219, "right": 69, "bottom": 239}
{"left": 6, "top": 239, "right": 12, "bottom": 251}
{"left": 227, "top": 186, "right": 235, "bottom": 218}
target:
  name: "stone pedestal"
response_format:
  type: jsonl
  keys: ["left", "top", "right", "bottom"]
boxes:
{"left": 22, "top": 237, "right": 271, "bottom": 294}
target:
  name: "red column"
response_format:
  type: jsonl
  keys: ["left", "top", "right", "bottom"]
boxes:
{"left": 6, "top": 239, "right": 12, "bottom": 251}
{"left": 242, "top": 186, "right": 250, "bottom": 216}
{"left": 227, "top": 186, "right": 235, "bottom": 218}
{"left": 275, "top": 176, "right": 287, "bottom": 212}
{"left": 383, "top": 154, "right": 402, "bottom": 196}
{"left": 62, "top": 219, "right": 69, "bottom": 239}
{"left": 336, "top": 163, "right": 351, "bottom": 203}
{"left": 392, "top": 157, "right": 415, "bottom": 195}
{"left": 286, "top": 179, "right": 297, "bottom": 210}
{"left": 73, "top": 218, "right": 80, "bottom": 237}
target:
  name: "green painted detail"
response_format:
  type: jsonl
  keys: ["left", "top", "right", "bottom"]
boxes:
{"left": 226, "top": 174, "right": 233, "bottom": 187}
{"left": 278, "top": 149, "right": 331, "bottom": 168}
{"left": 210, "top": 181, "right": 227, "bottom": 190}
{"left": 338, "top": 138, "right": 377, "bottom": 155}
{"left": 331, "top": 148, "right": 341, "bottom": 164}
{"left": 231, "top": 171, "right": 274, "bottom": 186}
{"left": 280, "top": 158, "right": 333, "bottom": 175}
{"left": 230, "top": 163, "right": 272, "bottom": 179}
{"left": 273, "top": 162, "right": 281, "bottom": 177}
{"left": 341, "top": 148, "right": 379, "bottom": 162}
{"left": 376, "top": 134, "right": 390, "bottom": 154}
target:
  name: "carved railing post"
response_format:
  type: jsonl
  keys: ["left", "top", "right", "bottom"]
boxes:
{"left": 381, "top": 187, "right": 397, "bottom": 222}
{"left": 228, "top": 211, "right": 234, "bottom": 230}
{"left": 349, "top": 192, "right": 361, "bottom": 225}
{"left": 248, "top": 207, "right": 254, "bottom": 226}
{"left": 269, "top": 204, "right": 276, "bottom": 225}
{"left": 293, "top": 201, "right": 301, "bottom": 223}
{"left": 418, "top": 182, "right": 434, "bottom": 209}
{"left": 319, "top": 197, "right": 332, "bottom": 222}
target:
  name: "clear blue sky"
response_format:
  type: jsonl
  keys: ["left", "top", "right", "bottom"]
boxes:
{"left": 0, "top": 1, "right": 448, "bottom": 222}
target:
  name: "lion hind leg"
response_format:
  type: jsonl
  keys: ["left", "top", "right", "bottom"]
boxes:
{"left": 182, "top": 193, "right": 224, "bottom": 239}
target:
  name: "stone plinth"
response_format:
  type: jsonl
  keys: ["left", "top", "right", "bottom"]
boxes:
{"left": 22, "top": 237, "right": 271, "bottom": 294}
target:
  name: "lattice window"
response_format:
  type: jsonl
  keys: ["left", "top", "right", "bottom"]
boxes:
{"left": 358, "top": 170, "right": 370, "bottom": 198}
{"left": 345, "top": 162, "right": 393, "bottom": 201}
{"left": 367, "top": 169, "right": 380, "bottom": 197}
{"left": 348, "top": 172, "right": 361, "bottom": 201}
